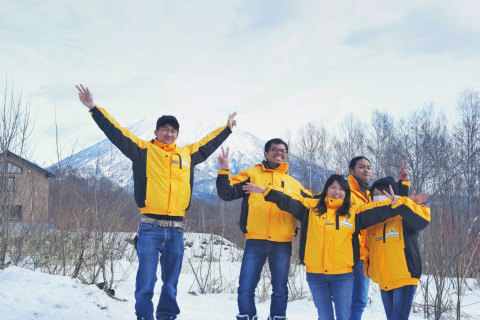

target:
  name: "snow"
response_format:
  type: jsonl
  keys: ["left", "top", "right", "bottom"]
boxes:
{"left": 1, "top": 233, "right": 479, "bottom": 320}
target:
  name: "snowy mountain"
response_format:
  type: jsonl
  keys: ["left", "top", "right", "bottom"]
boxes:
{"left": 54, "top": 114, "right": 266, "bottom": 198}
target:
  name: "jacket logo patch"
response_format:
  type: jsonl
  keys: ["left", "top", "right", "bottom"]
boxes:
{"left": 325, "top": 222, "right": 335, "bottom": 226}
{"left": 339, "top": 217, "right": 353, "bottom": 228}
{"left": 182, "top": 159, "right": 190, "bottom": 167}
{"left": 385, "top": 227, "right": 399, "bottom": 238}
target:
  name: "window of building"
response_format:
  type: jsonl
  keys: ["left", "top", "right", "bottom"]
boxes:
{"left": 9, "top": 205, "right": 22, "bottom": 220}
{"left": 0, "top": 162, "right": 23, "bottom": 174}
{"left": 0, "top": 177, "right": 15, "bottom": 191}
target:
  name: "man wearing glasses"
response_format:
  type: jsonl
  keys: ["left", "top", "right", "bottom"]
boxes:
{"left": 76, "top": 84, "right": 236, "bottom": 320}
{"left": 216, "top": 139, "right": 311, "bottom": 320}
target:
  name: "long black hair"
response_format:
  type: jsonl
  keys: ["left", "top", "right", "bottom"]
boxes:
{"left": 314, "top": 174, "right": 351, "bottom": 217}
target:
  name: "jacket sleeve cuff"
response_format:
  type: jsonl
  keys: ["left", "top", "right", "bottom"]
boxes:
{"left": 89, "top": 105, "right": 99, "bottom": 115}
{"left": 218, "top": 169, "right": 230, "bottom": 176}
{"left": 262, "top": 186, "right": 273, "bottom": 197}
{"left": 391, "top": 196, "right": 407, "bottom": 209}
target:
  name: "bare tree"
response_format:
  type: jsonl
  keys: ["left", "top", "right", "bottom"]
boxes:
{"left": 293, "top": 122, "right": 329, "bottom": 191}
{"left": 333, "top": 114, "right": 365, "bottom": 171}
{"left": 365, "top": 110, "right": 399, "bottom": 180}
{"left": 0, "top": 80, "right": 33, "bottom": 266}
{"left": 452, "top": 90, "right": 480, "bottom": 223}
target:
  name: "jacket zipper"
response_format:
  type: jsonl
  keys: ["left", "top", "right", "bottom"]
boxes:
{"left": 383, "top": 223, "right": 387, "bottom": 243}
{"left": 175, "top": 153, "right": 182, "bottom": 169}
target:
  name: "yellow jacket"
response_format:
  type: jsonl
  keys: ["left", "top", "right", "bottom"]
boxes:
{"left": 348, "top": 175, "right": 370, "bottom": 260}
{"left": 363, "top": 197, "right": 430, "bottom": 291}
{"left": 348, "top": 175, "right": 411, "bottom": 260}
{"left": 262, "top": 188, "right": 401, "bottom": 274}
{"left": 90, "top": 106, "right": 231, "bottom": 218}
{"left": 216, "top": 162, "right": 311, "bottom": 242}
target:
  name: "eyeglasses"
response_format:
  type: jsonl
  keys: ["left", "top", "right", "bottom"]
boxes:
{"left": 269, "top": 148, "right": 287, "bottom": 154}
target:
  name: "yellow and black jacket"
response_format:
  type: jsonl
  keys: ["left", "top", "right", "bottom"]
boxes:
{"left": 363, "top": 197, "right": 430, "bottom": 291}
{"left": 90, "top": 106, "right": 231, "bottom": 219}
{"left": 216, "top": 162, "right": 311, "bottom": 242}
{"left": 262, "top": 188, "right": 420, "bottom": 274}
{"left": 348, "top": 175, "right": 410, "bottom": 260}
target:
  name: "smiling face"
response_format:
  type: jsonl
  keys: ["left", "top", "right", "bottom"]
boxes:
{"left": 264, "top": 142, "right": 288, "bottom": 168}
{"left": 154, "top": 124, "right": 178, "bottom": 144}
{"left": 349, "top": 158, "right": 372, "bottom": 184}
{"left": 326, "top": 180, "right": 346, "bottom": 199}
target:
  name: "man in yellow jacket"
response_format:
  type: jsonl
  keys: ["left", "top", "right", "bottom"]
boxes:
{"left": 216, "top": 139, "right": 311, "bottom": 320}
{"left": 347, "top": 156, "right": 409, "bottom": 320}
{"left": 76, "top": 84, "right": 236, "bottom": 320}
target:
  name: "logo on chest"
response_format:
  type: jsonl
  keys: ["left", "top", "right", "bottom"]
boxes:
{"left": 339, "top": 217, "right": 353, "bottom": 228}
{"left": 385, "top": 227, "right": 400, "bottom": 238}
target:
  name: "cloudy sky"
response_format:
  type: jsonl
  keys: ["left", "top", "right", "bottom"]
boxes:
{"left": 1, "top": 0, "right": 480, "bottom": 166}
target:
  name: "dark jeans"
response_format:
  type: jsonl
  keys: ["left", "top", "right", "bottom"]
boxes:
{"left": 381, "top": 285, "right": 417, "bottom": 320}
{"left": 237, "top": 239, "right": 292, "bottom": 320}
{"left": 351, "top": 260, "right": 370, "bottom": 320}
{"left": 135, "top": 222, "right": 184, "bottom": 320}
{"left": 306, "top": 272, "right": 354, "bottom": 320}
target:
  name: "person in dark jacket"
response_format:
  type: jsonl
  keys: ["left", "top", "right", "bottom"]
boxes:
{"left": 76, "top": 84, "right": 236, "bottom": 320}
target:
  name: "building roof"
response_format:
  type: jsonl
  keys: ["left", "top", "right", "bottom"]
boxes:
{"left": 1, "top": 150, "right": 55, "bottom": 178}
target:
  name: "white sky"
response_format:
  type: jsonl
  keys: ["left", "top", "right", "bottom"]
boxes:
{"left": 2, "top": 0, "right": 480, "bottom": 166}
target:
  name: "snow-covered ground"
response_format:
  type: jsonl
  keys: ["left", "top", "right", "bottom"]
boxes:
{"left": 1, "top": 233, "right": 479, "bottom": 320}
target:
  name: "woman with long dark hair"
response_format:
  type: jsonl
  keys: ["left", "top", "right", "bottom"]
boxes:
{"left": 243, "top": 174, "right": 424, "bottom": 320}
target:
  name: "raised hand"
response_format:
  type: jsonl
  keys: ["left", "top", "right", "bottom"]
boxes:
{"left": 75, "top": 84, "right": 95, "bottom": 109}
{"left": 218, "top": 146, "right": 230, "bottom": 170}
{"left": 242, "top": 182, "right": 267, "bottom": 194}
{"left": 410, "top": 190, "right": 429, "bottom": 204}
{"left": 382, "top": 185, "right": 400, "bottom": 205}
{"left": 398, "top": 160, "right": 408, "bottom": 181}
{"left": 227, "top": 112, "right": 237, "bottom": 130}
{"left": 334, "top": 168, "right": 343, "bottom": 175}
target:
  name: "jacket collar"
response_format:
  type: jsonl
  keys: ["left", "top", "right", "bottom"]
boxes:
{"left": 348, "top": 175, "right": 370, "bottom": 201}
{"left": 325, "top": 196, "right": 343, "bottom": 209}
{"left": 152, "top": 139, "right": 176, "bottom": 152}
{"left": 260, "top": 160, "right": 289, "bottom": 173}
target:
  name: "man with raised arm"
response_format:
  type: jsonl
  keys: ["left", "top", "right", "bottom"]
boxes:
{"left": 76, "top": 84, "right": 236, "bottom": 320}
{"left": 216, "top": 139, "right": 311, "bottom": 320}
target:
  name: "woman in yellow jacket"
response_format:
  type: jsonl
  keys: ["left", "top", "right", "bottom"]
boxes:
{"left": 244, "top": 174, "right": 421, "bottom": 320}
{"left": 364, "top": 177, "right": 430, "bottom": 320}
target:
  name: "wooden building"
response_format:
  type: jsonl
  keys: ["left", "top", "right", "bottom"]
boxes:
{"left": 0, "top": 151, "right": 55, "bottom": 223}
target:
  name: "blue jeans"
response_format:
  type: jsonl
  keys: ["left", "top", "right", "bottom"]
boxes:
{"left": 381, "top": 285, "right": 417, "bottom": 320}
{"left": 306, "top": 272, "right": 354, "bottom": 320}
{"left": 237, "top": 239, "right": 292, "bottom": 320}
{"left": 135, "top": 222, "right": 184, "bottom": 320}
{"left": 351, "top": 260, "right": 370, "bottom": 320}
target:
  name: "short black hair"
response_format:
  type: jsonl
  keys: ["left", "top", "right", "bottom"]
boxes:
{"left": 156, "top": 115, "right": 180, "bottom": 131}
{"left": 264, "top": 138, "right": 288, "bottom": 153}
{"left": 349, "top": 156, "right": 370, "bottom": 170}
{"left": 370, "top": 176, "right": 398, "bottom": 195}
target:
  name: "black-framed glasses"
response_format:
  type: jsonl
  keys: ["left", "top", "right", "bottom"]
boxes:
{"left": 269, "top": 148, "right": 287, "bottom": 154}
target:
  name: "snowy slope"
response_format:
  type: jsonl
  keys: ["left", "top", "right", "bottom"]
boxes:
{"left": 54, "top": 114, "right": 265, "bottom": 197}
{"left": 1, "top": 233, "right": 479, "bottom": 320}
